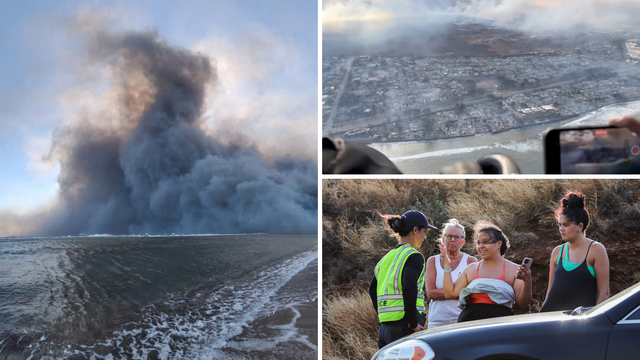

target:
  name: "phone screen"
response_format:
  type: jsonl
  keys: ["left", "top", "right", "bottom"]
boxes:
{"left": 545, "top": 127, "right": 640, "bottom": 174}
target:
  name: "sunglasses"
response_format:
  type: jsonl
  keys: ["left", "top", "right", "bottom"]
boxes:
{"left": 476, "top": 239, "right": 498, "bottom": 246}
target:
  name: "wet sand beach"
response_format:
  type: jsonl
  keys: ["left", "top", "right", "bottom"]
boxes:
{"left": 218, "top": 258, "right": 318, "bottom": 360}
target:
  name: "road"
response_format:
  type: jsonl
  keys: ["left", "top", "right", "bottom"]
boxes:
{"left": 325, "top": 57, "right": 354, "bottom": 133}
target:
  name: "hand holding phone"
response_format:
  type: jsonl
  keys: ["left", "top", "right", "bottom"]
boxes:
{"left": 609, "top": 116, "right": 640, "bottom": 137}
{"left": 516, "top": 257, "right": 532, "bottom": 280}
{"left": 544, "top": 126, "right": 640, "bottom": 174}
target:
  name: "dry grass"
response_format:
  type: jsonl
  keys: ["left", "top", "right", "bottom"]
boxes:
{"left": 447, "top": 179, "right": 564, "bottom": 234}
{"left": 446, "top": 179, "right": 640, "bottom": 239}
{"left": 322, "top": 291, "right": 380, "bottom": 360}
{"left": 323, "top": 179, "right": 453, "bottom": 290}
{"left": 611, "top": 270, "right": 640, "bottom": 295}
{"left": 529, "top": 297, "right": 544, "bottom": 314}
{"left": 323, "top": 179, "right": 458, "bottom": 226}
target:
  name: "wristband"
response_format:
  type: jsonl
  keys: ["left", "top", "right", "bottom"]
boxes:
{"left": 444, "top": 269, "right": 452, "bottom": 273}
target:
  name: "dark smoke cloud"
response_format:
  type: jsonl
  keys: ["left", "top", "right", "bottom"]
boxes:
{"left": 33, "top": 29, "right": 317, "bottom": 236}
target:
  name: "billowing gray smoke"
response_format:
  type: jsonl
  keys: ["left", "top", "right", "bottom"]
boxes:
{"left": 322, "top": 0, "right": 457, "bottom": 57}
{"left": 323, "top": 0, "right": 640, "bottom": 56}
{"left": 42, "top": 30, "right": 317, "bottom": 235}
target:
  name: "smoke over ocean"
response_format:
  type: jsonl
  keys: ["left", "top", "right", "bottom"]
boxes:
{"left": 9, "top": 26, "right": 316, "bottom": 236}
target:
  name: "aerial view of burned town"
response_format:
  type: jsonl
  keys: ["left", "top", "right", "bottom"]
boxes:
{"left": 322, "top": 0, "right": 640, "bottom": 173}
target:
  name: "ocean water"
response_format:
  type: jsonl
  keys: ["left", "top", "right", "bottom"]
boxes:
{"left": 0, "top": 234, "right": 317, "bottom": 360}
{"left": 369, "top": 100, "right": 640, "bottom": 174}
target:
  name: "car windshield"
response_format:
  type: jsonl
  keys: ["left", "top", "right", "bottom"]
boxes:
{"left": 322, "top": 1, "right": 640, "bottom": 174}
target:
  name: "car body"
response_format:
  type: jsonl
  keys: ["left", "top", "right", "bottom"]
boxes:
{"left": 372, "top": 282, "right": 640, "bottom": 360}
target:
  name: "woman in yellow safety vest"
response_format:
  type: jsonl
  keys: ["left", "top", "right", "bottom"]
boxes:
{"left": 369, "top": 210, "right": 437, "bottom": 349}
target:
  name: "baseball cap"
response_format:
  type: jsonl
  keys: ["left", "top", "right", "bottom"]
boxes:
{"left": 401, "top": 210, "right": 438, "bottom": 230}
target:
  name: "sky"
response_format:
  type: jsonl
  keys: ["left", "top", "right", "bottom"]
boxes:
{"left": 0, "top": 0, "right": 318, "bottom": 236}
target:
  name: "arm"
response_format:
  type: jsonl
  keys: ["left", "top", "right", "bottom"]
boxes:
{"left": 425, "top": 256, "right": 447, "bottom": 300}
{"left": 591, "top": 243, "right": 610, "bottom": 304}
{"left": 546, "top": 246, "right": 560, "bottom": 297}
{"left": 402, "top": 253, "right": 425, "bottom": 331}
{"left": 369, "top": 275, "right": 378, "bottom": 313}
{"left": 513, "top": 261, "right": 532, "bottom": 309}
{"left": 439, "top": 243, "right": 472, "bottom": 299}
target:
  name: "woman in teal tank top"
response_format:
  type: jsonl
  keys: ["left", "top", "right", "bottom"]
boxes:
{"left": 540, "top": 191, "right": 610, "bottom": 312}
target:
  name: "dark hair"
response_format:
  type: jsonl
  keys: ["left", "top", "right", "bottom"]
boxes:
{"left": 473, "top": 220, "right": 510, "bottom": 256}
{"left": 554, "top": 190, "right": 589, "bottom": 233}
{"left": 377, "top": 211, "right": 425, "bottom": 240}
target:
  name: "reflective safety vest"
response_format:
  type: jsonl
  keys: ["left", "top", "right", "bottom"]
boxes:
{"left": 374, "top": 244, "right": 426, "bottom": 323}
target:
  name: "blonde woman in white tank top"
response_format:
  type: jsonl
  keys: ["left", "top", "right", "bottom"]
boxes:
{"left": 425, "top": 219, "right": 478, "bottom": 329}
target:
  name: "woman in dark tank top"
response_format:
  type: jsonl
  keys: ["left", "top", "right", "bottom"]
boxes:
{"left": 540, "top": 190, "right": 610, "bottom": 312}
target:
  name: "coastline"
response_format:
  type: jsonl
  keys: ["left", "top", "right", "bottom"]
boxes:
{"left": 362, "top": 98, "right": 640, "bottom": 146}
{"left": 216, "top": 257, "right": 318, "bottom": 360}
{"left": 367, "top": 99, "right": 640, "bottom": 173}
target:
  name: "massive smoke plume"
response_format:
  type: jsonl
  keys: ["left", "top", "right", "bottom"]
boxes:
{"left": 12, "top": 27, "right": 316, "bottom": 236}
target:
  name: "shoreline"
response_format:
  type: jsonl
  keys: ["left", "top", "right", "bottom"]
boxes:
{"left": 362, "top": 98, "right": 640, "bottom": 146}
{"left": 217, "top": 257, "right": 318, "bottom": 360}
{"left": 218, "top": 299, "right": 318, "bottom": 360}
{"left": 367, "top": 99, "right": 640, "bottom": 173}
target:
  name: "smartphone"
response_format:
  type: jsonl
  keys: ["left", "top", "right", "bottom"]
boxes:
{"left": 516, "top": 257, "right": 532, "bottom": 280}
{"left": 544, "top": 126, "right": 640, "bottom": 174}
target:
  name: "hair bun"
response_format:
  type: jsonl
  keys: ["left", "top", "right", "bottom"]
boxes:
{"left": 564, "top": 192, "right": 585, "bottom": 209}
{"left": 554, "top": 190, "right": 590, "bottom": 231}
